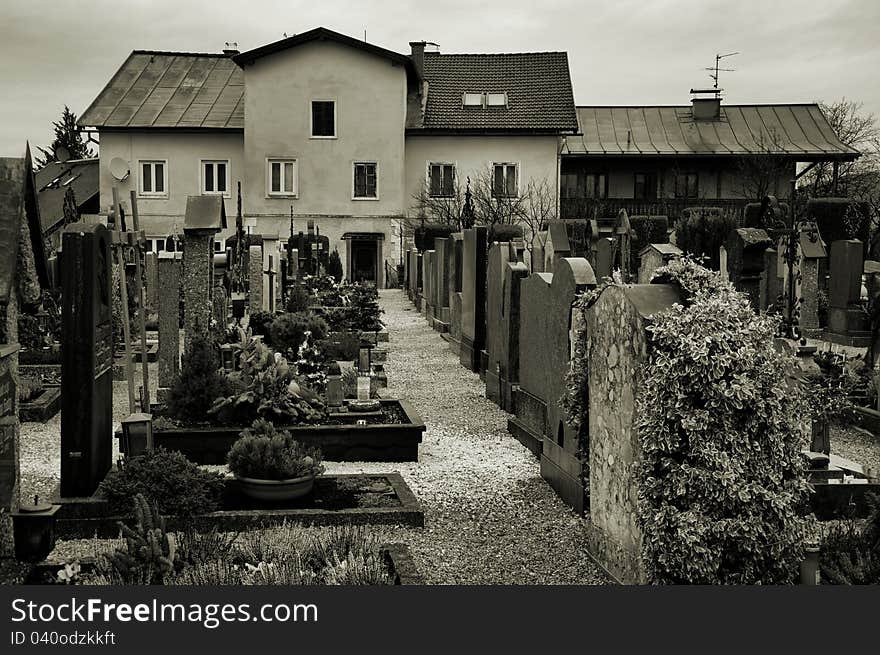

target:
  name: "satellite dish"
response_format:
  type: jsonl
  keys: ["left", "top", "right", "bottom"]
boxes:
{"left": 54, "top": 145, "right": 70, "bottom": 163}
{"left": 109, "top": 157, "right": 130, "bottom": 181}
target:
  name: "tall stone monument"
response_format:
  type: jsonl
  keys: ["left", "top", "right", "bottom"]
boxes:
{"left": 183, "top": 196, "right": 226, "bottom": 350}
{"left": 60, "top": 223, "right": 114, "bottom": 497}
{"left": 459, "top": 226, "right": 488, "bottom": 373}
{"left": 157, "top": 252, "right": 180, "bottom": 398}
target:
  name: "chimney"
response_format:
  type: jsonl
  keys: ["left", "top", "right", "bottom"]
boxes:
{"left": 690, "top": 88, "right": 721, "bottom": 120}
{"left": 410, "top": 41, "right": 426, "bottom": 79}
{"left": 223, "top": 42, "right": 239, "bottom": 57}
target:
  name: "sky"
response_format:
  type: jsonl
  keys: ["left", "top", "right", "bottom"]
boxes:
{"left": 1, "top": 0, "right": 878, "bottom": 157}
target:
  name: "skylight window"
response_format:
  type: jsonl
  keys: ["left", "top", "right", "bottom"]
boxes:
{"left": 486, "top": 92, "right": 508, "bottom": 107}
{"left": 462, "top": 93, "right": 484, "bottom": 107}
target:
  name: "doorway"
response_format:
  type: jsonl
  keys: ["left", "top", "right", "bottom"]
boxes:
{"left": 351, "top": 239, "right": 377, "bottom": 283}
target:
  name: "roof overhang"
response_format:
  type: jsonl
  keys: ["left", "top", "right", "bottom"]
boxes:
{"left": 341, "top": 232, "right": 385, "bottom": 241}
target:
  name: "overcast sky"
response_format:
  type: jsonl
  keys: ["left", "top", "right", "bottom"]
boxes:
{"left": 1, "top": 0, "right": 878, "bottom": 157}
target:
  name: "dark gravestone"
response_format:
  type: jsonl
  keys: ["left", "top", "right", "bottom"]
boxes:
{"left": 827, "top": 239, "right": 869, "bottom": 345}
{"left": 726, "top": 228, "right": 772, "bottom": 310}
{"left": 157, "top": 252, "right": 180, "bottom": 393}
{"left": 422, "top": 250, "right": 435, "bottom": 320}
{"left": 459, "top": 226, "right": 488, "bottom": 372}
{"left": 407, "top": 249, "right": 418, "bottom": 301}
{"left": 759, "top": 247, "right": 781, "bottom": 311}
{"left": 594, "top": 238, "right": 613, "bottom": 280}
{"left": 512, "top": 258, "right": 597, "bottom": 513}
{"left": 61, "top": 223, "right": 113, "bottom": 497}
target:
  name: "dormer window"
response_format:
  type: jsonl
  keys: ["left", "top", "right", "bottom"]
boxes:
{"left": 463, "top": 93, "right": 484, "bottom": 107}
{"left": 486, "top": 92, "right": 508, "bottom": 107}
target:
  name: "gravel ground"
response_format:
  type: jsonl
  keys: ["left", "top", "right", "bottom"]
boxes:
{"left": 831, "top": 423, "right": 880, "bottom": 478}
{"left": 20, "top": 294, "right": 608, "bottom": 584}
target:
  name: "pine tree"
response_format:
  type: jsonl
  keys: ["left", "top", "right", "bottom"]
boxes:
{"left": 35, "top": 106, "right": 95, "bottom": 169}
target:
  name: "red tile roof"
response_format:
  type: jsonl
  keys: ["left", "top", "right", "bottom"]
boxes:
{"left": 411, "top": 51, "right": 578, "bottom": 133}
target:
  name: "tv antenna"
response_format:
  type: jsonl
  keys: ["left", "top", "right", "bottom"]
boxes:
{"left": 705, "top": 52, "right": 739, "bottom": 92}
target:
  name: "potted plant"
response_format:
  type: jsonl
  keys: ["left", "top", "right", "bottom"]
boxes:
{"left": 227, "top": 419, "right": 325, "bottom": 502}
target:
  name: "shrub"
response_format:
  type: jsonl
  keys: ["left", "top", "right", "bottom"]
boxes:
{"left": 635, "top": 256, "right": 812, "bottom": 584}
{"left": 269, "top": 312, "right": 329, "bottom": 355}
{"left": 17, "top": 377, "right": 43, "bottom": 404}
{"left": 320, "top": 331, "right": 361, "bottom": 362}
{"left": 99, "top": 448, "right": 226, "bottom": 516}
{"left": 227, "top": 419, "right": 324, "bottom": 480}
{"left": 414, "top": 223, "right": 458, "bottom": 252}
{"left": 348, "top": 283, "right": 383, "bottom": 332}
{"left": 807, "top": 198, "right": 870, "bottom": 246}
{"left": 285, "top": 283, "right": 312, "bottom": 314}
{"left": 487, "top": 223, "right": 523, "bottom": 243}
{"left": 209, "top": 338, "right": 327, "bottom": 425}
{"left": 674, "top": 207, "right": 740, "bottom": 270}
{"left": 166, "top": 336, "right": 231, "bottom": 421}
{"left": 248, "top": 311, "right": 275, "bottom": 343}
{"left": 327, "top": 249, "right": 344, "bottom": 282}
{"left": 820, "top": 494, "right": 880, "bottom": 584}
{"left": 101, "top": 494, "right": 177, "bottom": 585}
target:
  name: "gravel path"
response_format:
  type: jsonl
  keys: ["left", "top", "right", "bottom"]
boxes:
{"left": 323, "top": 290, "right": 608, "bottom": 584}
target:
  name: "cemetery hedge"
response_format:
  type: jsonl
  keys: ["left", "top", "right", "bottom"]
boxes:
{"left": 99, "top": 449, "right": 226, "bottom": 516}
{"left": 628, "top": 216, "right": 669, "bottom": 275}
{"left": 635, "top": 257, "right": 812, "bottom": 584}
{"left": 674, "top": 207, "right": 740, "bottom": 270}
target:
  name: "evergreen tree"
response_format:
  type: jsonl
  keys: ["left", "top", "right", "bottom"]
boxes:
{"left": 35, "top": 106, "right": 95, "bottom": 169}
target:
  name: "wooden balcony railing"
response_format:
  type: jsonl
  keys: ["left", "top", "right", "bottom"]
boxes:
{"left": 560, "top": 197, "right": 747, "bottom": 224}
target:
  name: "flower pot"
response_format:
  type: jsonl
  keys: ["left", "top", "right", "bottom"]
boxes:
{"left": 234, "top": 474, "right": 316, "bottom": 502}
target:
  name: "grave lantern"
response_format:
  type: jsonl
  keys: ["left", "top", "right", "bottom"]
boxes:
{"left": 219, "top": 344, "right": 235, "bottom": 371}
{"left": 357, "top": 338, "right": 373, "bottom": 374}
{"left": 121, "top": 412, "right": 154, "bottom": 457}
{"left": 11, "top": 496, "right": 60, "bottom": 562}
{"left": 326, "top": 362, "right": 343, "bottom": 410}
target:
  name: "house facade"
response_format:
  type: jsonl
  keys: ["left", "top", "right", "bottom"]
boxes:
{"left": 79, "top": 28, "right": 579, "bottom": 286}
{"left": 80, "top": 28, "right": 857, "bottom": 286}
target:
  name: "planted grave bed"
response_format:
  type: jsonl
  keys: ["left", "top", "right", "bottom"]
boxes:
{"left": 19, "top": 386, "right": 61, "bottom": 422}
{"left": 54, "top": 473, "right": 423, "bottom": 539}
{"left": 125, "top": 399, "right": 424, "bottom": 463}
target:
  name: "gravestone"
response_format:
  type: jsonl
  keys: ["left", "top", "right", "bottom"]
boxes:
{"left": 637, "top": 243, "right": 682, "bottom": 284}
{"left": 719, "top": 245, "right": 728, "bottom": 280}
{"left": 248, "top": 245, "right": 263, "bottom": 313}
{"left": 459, "top": 226, "right": 488, "bottom": 372}
{"left": 543, "top": 222, "right": 571, "bottom": 273}
{"left": 511, "top": 258, "right": 597, "bottom": 513}
{"left": 157, "top": 252, "right": 180, "bottom": 396}
{"left": 183, "top": 196, "right": 225, "bottom": 349}
{"left": 213, "top": 284, "right": 228, "bottom": 329}
{"left": 0, "top": 151, "right": 46, "bottom": 552}
{"left": 726, "top": 228, "right": 772, "bottom": 311}
{"left": 826, "top": 239, "right": 869, "bottom": 346}
{"left": 422, "top": 250, "right": 435, "bottom": 320}
{"left": 798, "top": 229, "right": 826, "bottom": 337}
{"left": 445, "top": 234, "right": 465, "bottom": 353}
{"left": 406, "top": 249, "right": 419, "bottom": 301}
{"left": 486, "top": 241, "right": 529, "bottom": 410}
{"left": 759, "top": 247, "right": 781, "bottom": 311}
{"left": 433, "top": 238, "right": 451, "bottom": 331}
{"left": 594, "top": 238, "right": 614, "bottom": 280}
{"left": 584, "top": 283, "right": 682, "bottom": 584}
{"left": 414, "top": 253, "right": 423, "bottom": 311}
{"left": 144, "top": 252, "right": 159, "bottom": 313}
{"left": 60, "top": 223, "right": 114, "bottom": 497}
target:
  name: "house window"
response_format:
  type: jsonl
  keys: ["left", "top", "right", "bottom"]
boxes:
{"left": 486, "top": 92, "right": 508, "bottom": 107}
{"left": 462, "top": 93, "right": 484, "bottom": 107}
{"left": 201, "top": 160, "right": 228, "bottom": 195}
{"left": 634, "top": 172, "right": 657, "bottom": 200}
{"left": 560, "top": 171, "right": 606, "bottom": 199}
{"left": 492, "top": 163, "right": 518, "bottom": 198}
{"left": 214, "top": 239, "right": 225, "bottom": 253}
{"left": 429, "top": 163, "right": 455, "bottom": 197}
{"left": 311, "top": 100, "right": 336, "bottom": 137}
{"left": 139, "top": 160, "right": 166, "bottom": 197}
{"left": 353, "top": 162, "right": 377, "bottom": 199}
{"left": 674, "top": 172, "right": 699, "bottom": 199}
{"left": 267, "top": 159, "right": 297, "bottom": 196}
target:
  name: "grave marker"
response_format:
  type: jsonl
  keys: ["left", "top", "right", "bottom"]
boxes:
{"left": 433, "top": 238, "right": 451, "bottom": 331}
{"left": 157, "top": 252, "right": 180, "bottom": 393}
{"left": 459, "top": 226, "right": 488, "bottom": 372}
{"left": 637, "top": 243, "right": 682, "bottom": 284}
{"left": 826, "top": 239, "right": 869, "bottom": 346}
{"left": 183, "top": 196, "right": 225, "bottom": 349}
{"left": 726, "top": 228, "right": 772, "bottom": 310}
{"left": 144, "top": 252, "right": 159, "bottom": 313}
{"left": 60, "top": 223, "right": 114, "bottom": 497}
{"left": 248, "top": 244, "right": 263, "bottom": 313}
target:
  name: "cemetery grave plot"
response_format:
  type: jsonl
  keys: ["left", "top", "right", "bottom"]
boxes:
{"left": 52, "top": 473, "right": 424, "bottom": 539}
